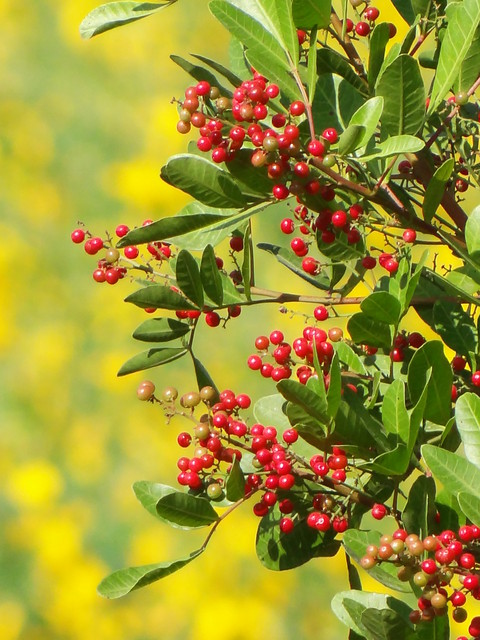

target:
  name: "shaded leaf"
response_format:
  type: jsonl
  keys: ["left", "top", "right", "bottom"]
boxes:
{"left": 192, "top": 355, "right": 219, "bottom": 397}
{"left": 317, "top": 48, "right": 369, "bottom": 97}
{"left": 407, "top": 341, "right": 452, "bottom": 425}
{"left": 423, "top": 158, "right": 455, "bottom": 223}
{"left": 170, "top": 55, "right": 231, "bottom": 97}
{"left": 347, "top": 313, "right": 392, "bottom": 349}
{"left": 225, "top": 458, "right": 245, "bottom": 502}
{"left": 156, "top": 491, "right": 219, "bottom": 528}
{"left": 125, "top": 285, "right": 199, "bottom": 310}
{"left": 432, "top": 300, "right": 477, "bottom": 356}
{"left": 162, "top": 154, "right": 247, "bottom": 207}
{"left": 200, "top": 244, "right": 223, "bottom": 306}
{"left": 277, "top": 379, "right": 330, "bottom": 426}
{"left": 402, "top": 475, "right": 436, "bottom": 537}
{"left": 256, "top": 505, "right": 340, "bottom": 570}
{"left": 176, "top": 249, "right": 204, "bottom": 307}
{"left": 132, "top": 317, "right": 191, "bottom": 342}
{"left": 257, "top": 242, "right": 331, "bottom": 290}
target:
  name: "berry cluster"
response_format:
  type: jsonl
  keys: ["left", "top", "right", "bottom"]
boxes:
{"left": 247, "top": 316, "right": 342, "bottom": 384}
{"left": 138, "top": 380, "right": 366, "bottom": 534}
{"left": 360, "top": 525, "right": 480, "bottom": 637}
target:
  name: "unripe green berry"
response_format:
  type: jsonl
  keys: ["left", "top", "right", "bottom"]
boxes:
{"left": 105, "top": 248, "right": 120, "bottom": 263}
{"left": 180, "top": 391, "right": 201, "bottom": 408}
{"left": 455, "top": 91, "right": 469, "bottom": 105}
{"left": 200, "top": 386, "right": 216, "bottom": 402}
{"left": 207, "top": 482, "right": 223, "bottom": 500}
{"left": 194, "top": 423, "right": 211, "bottom": 440}
{"left": 161, "top": 386, "right": 178, "bottom": 402}
{"left": 137, "top": 380, "right": 155, "bottom": 401}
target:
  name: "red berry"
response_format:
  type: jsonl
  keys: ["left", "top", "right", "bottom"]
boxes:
{"left": 283, "top": 428, "right": 298, "bottom": 444}
{"left": 384, "top": 258, "right": 399, "bottom": 274}
{"left": 269, "top": 330, "right": 284, "bottom": 345}
{"left": 456, "top": 178, "right": 468, "bottom": 192}
{"left": 464, "top": 574, "right": 480, "bottom": 590}
{"left": 362, "top": 255, "right": 376, "bottom": 269}
{"left": 315, "top": 513, "right": 331, "bottom": 532}
{"left": 294, "top": 161, "right": 310, "bottom": 178}
{"left": 124, "top": 245, "right": 139, "bottom": 259}
{"left": 408, "top": 332, "right": 425, "bottom": 348}
{"left": 469, "top": 616, "right": 480, "bottom": 638}
{"left": 322, "top": 128, "right": 338, "bottom": 144}
{"left": 297, "top": 29, "right": 307, "bottom": 44}
{"left": 302, "top": 257, "right": 318, "bottom": 274}
{"left": 290, "top": 237, "right": 308, "bottom": 256}
{"left": 289, "top": 100, "right": 305, "bottom": 116}
{"left": 307, "top": 139, "right": 326, "bottom": 157}
{"left": 92, "top": 268, "right": 105, "bottom": 283}
{"left": 105, "top": 268, "right": 120, "bottom": 285}
{"left": 212, "top": 147, "right": 227, "bottom": 163}
{"left": 229, "top": 236, "right": 244, "bottom": 252}
{"left": 71, "top": 228, "right": 86, "bottom": 243}
{"left": 398, "top": 160, "right": 412, "bottom": 174}
{"left": 331, "top": 210, "right": 348, "bottom": 228}
{"left": 349, "top": 203, "right": 363, "bottom": 219}
{"left": 388, "top": 22, "right": 397, "bottom": 38}
{"left": 273, "top": 184, "right": 289, "bottom": 200}
{"left": 452, "top": 355, "right": 466, "bottom": 371}
{"left": 364, "top": 6, "right": 379, "bottom": 21}
{"left": 84, "top": 236, "right": 103, "bottom": 255}
{"left": 195, "top": 80, "right": 211, "bottom": 96}
{"left": 177, "top": 432, "right": 192, "bottom": 447}
{"left": 280, "top": 218, "right": 295, "bottom": 234}
{"left": 266, "top": 84, "right": 279, "bottom": 98}
{"left": 472, "top": 371, "right": 480, "bottom": 387}
{"left": 355, "top": 21, "right": 370, "bottom": 36}
{"left": 390, "top": 347, "right": 404, "bottom": 362}
{"left": 314, "top": 305, "right": 329, "bottom": 321}
{"left": 421, "top": 559, "right": 437, "bottom": 575}
{"left": 403, "top": 228, "right": 416, "bottom": 243}
{"left": 371, "top": 503, "right": 387, "bottom": 520}
{"left": 205, "top": 311, "right": 220, "bottom": 327}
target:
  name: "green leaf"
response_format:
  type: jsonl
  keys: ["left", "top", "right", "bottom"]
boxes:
{"left": 97, "top": 548, "right": 203, "bottom": 598}
{"left": 254, "top": 394, "right": 290, "bottom": 431}
{"left": 407, "top": 341, "right": 453, "bottom": 425}
{"left": 156, "top": 491, "right": 219, "bottom": 528}
{"left": 402, "top": 475, "right": 436, "bottom": 537}
{"left": 292, "top": 0, "right": 331, "bottom": 28}
{"left": 338, "top": 125, "right": 366, "bottom": 156}
{"left": 307, "top": 26, "right": 318, "bottom": 104}
{"left": 162, "top": 154, "right": 247, "bottom": 208}
{"left": 316, "top": 229, "right": 366, "bottom": 261}
{"left": 382, "top": 379, "right": 409, "bottom": 442}
{"left": 286, "top": 402, "right": 328, "bottom": 448}
{"left": 390, "top": 0, "right": 415, "bottom": 25}
{"left": 414, "top": 614, "right": 449, "bottom": 640}
{"left": 432, "top": 300, "right": 477, "bottom": 356}
{"left": 191, "top": 53, "right": 243, "bottom": 87}
{"left": 169, "top": 199, "right": 287, "bottom": 251}
{"left": 192, "top": 356, "right": 219, "bottom": 396}
{"left": 421, "top": 444, "right": 480, "bottom": 498}
{"left": 358, "top": 135, "right": 424, "bottom": 162}
{"left": 170, "top": 55, "right": 232, "bottom": 97}
{"left": 360, "top": 608, "right": 414, "bottom": 640}
{"left": 257, "top": 242, "right": 331, "bottom": 290}
{"left": 349, "top": 97, "right": 384, "bottom": 151}
{"left": 133, "top": 481, "right": 176, "bottom": 519}
{"left": 465, "top": 204, "right": 480, "bottom": 259}
{"left": 277, "top": 379, "right": 330, "bottom": 426}
{"left": 375, "top": 54, "right": 425, "bottom": 136}
{"left": 454, "top": 24, "right": 480, "bottom": 93}
{"left": 327, "top": 353, "right": 342, "bottom": 419}
{"left": 209, "top": 0, "right": 300, "bottom": 100}
{"left": 428, "top": 0, "right": 480, "bottom": 115}
{"left": 343, "top": 530, "right": 411, "bottom": 592}
{"left": 116, "top": 209, "right": 234, "bottom": 249}
{"left": 368, "top": 23, "right": 391, "bottom": 91}
{"left": 176, "top": 250, "right": 204, "bottom": 307}
{"left": 422, "top": 158, "right": 455, "bottom": 223}
{"left": 458, "top": 491, "right": 480, "bottom": 523}
{"left": 132, "top": 317, "right": 191, "bottom": 342}
{"left": 334, "top": 342, "right": 367, "bottom": 374}
{"left": 225, "top": 457, "right": 245, "bottom": 502}
{"left": 317, "top": 49, "right": 369, "bottom": 97}
{"left": 79, "top": 1, "right": 173, "bottom": 39}
{"left": 225, "top": 149, "right": 272, "bottom": 196}
{"left": 347, "top": 313, "right": 392, "bottom": 349}
{"left": 360, "top": 291, "right": 401, "bottom": 326}
{"left": 256, "top": 506, "right": 340, "bottom": 570}
{"left": 332, "top": 591, "right": 412, "bottom": 639}
{"left": 125, "top": 285, "right": 199, "bottom": 310}
{"left": 117, "top": 347, "right": 188, "bottom": 376}
{"left": 241, "top": 224, "right": 252, "bottom": 300}
{"left": 334, "top": 391, "right": 390, "bottom": 454}
{"left": 455, "top": 393, "right": 480, "bottom": 468}
{"left": 200, "top": 245, "right": 223, "bottom": 306}
{"left": 229, "top": 35, "right": 251, "bottom": 80}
